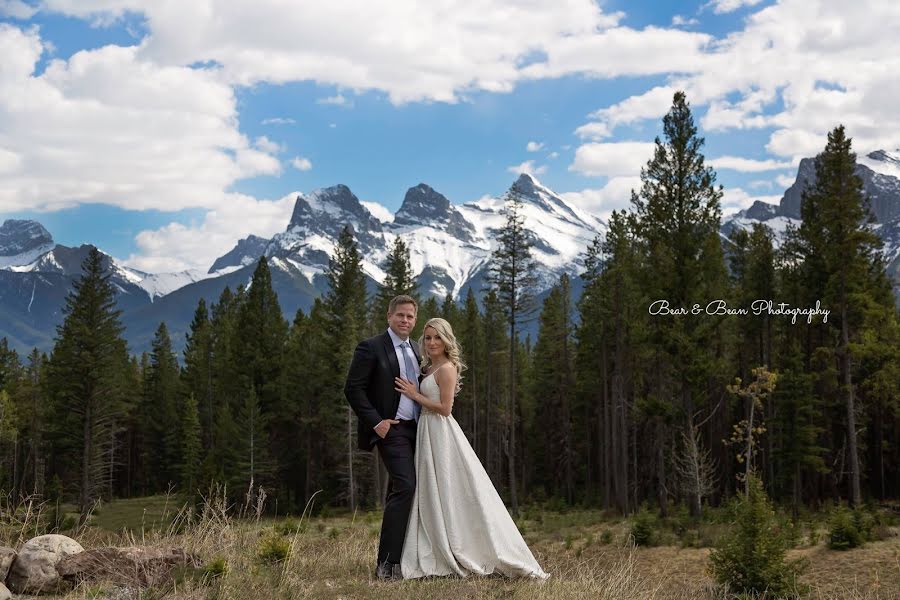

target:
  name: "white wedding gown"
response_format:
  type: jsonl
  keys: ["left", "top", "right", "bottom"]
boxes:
{"left": 401, "top": 370, "right": 549, "bottom": 580}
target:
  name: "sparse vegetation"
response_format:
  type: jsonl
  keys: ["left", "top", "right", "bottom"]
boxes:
{"left": 0, "top": 492, "right": 896, "bottom": 599}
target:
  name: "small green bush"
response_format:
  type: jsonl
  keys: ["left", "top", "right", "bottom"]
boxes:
{"left": 257, "top": 533, "right": 291, "bottom": 565}
{"left": 276, "top": 519, "right": 303, "bottom": 536}
{"left": 708, "top": 475, "right": 807, "bottom": 597}
{"left": 828, "top": 506, "right": 869, "bottom": 550}
{"left": 201, "top": 556, "right": 228, "bottom": 581}
{"left": 600, "top": 530, "right": 613, "bottom": 545}
{"left": 629, "top": 507, "right": 656, "bottom": 546}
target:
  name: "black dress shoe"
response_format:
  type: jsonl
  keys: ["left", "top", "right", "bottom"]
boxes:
{"left": 375, "top": 560, "right": 396, "bottom": 580}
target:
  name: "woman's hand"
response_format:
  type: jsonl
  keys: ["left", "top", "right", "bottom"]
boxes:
{"left": 394, "top": 377, "right": 419, "bottom": 402}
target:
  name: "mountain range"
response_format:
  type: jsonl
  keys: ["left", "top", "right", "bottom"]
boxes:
{"left": 2, "top": 151, "right": 899, "bottom": 355}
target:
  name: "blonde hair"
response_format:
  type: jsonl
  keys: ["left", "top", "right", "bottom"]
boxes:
{"left": 419, "top": 317, "right": 467, "bottom": 395}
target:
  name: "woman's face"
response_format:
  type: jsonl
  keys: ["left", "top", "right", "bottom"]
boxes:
{"left": 423, "top": 326, "right": 447, "bottom": 359}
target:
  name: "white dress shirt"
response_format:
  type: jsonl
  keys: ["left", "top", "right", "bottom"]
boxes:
{"left": 387, "top": 327, "right": 419, "bottom": 421}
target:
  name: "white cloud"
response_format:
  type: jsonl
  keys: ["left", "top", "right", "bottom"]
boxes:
{"left": 708, "top": 155, "right": 793, "bottom": 172}
{"left": 575, "top": 0, "right": 900, "bottom": 166}
{"left": 705, "top": 0, "right": 764, "bottom": 15}
{"left": 121, "top": 192, "right": 296, "bottom": 272}
{"left": 560, "top": 176, "right": 641, "bottom": 222}
{"left": 290, "top": 156, "right": 312, "bottom": 171}
{"left": 254, "top": 136, "right": 284, "bottom": 154}
{"left": 317, "top": 93, "right": 352, "bottom": 107}
{"left": 570, "top": 142, "right": 654, "bottom": 177}
{"left": 361, "top": 200, "right": 394, "bottom": 223}
{"left": 548, "top": 151, "right": 559, "bottom": 159}
{"left": 0, "top": 24, "right": 280, "bottom": 214}
{"left": 39, "top": 0, "right": 629, "bottom": 104}
{"left": 261, "top": 117, "right": 296, "bottom": 125}
{"left": 34, "top": 1, "right": 715, "bottom": 106}
{"left": 526, "top": 141, "right": 544, "bottom": 152}
{"left": 0, "top": 0, "right": 37, "bottom": 19}
{"left": 776, "top": 173, "right": 795, "bottom": 188}
{"left": 672, "top": 15, "right": 699, "bottom": 26}
{"left": 748, "top": 179, "right": 772, "bottom": 189}
{"left": 507, "top": 160, "right": 546, "bottom": 176}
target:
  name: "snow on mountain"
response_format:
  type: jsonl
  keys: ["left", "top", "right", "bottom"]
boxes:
{"left": 458, "top": 174, "right": 606, "bottom": 289}
{"left": 0, "top": 219, "right": 56, "bottom": 269}
{"left": 209, "top": 174, "right": 607, "bottom": 300}
{"left": 858, "top": 149, "right": 900, "bottom": 179}
{"left": 127, "top": 267, "right": 230, "bottom": 300}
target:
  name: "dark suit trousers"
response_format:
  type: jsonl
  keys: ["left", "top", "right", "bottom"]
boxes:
{"left": 376, "top": 419, "right": 417, "bottom": 565}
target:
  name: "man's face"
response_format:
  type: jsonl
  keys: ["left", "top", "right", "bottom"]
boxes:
{"left": 387, "top": 303, "right": 417, "bottom": 339}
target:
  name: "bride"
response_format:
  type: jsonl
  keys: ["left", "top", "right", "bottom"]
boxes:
{"left": 394, "top": 317, "right": 549, "bottom": 580}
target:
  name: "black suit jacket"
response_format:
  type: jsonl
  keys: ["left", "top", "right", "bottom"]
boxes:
{"left": 344, "top": 331, "right": 422, "bottom": 451}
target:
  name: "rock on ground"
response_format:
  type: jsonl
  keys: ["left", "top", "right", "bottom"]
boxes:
{"left": 6, "top": 534, "right": 84, "bottom": 595}
{"left": 0, "top": 546, "right": 15, "bottom": 582}
{"left": 57, "top": 546, "right": 201, "bottom": 587}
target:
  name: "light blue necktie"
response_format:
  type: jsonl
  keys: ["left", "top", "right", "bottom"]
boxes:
{"left": 400, "top": 342, "right": 421, "bottom": 420}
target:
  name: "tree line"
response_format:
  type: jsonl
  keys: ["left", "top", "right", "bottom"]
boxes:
{"left": 1, "top": 92, "right": 897, "bottom": 522}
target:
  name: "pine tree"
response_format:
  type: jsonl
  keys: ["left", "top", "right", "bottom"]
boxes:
{"left": 281, "top": 307, "right": 313, "bottom": 508}
{"left": 456, "top": 289, "right": 484, "bottom": 451}
{"left": 324, "top": 226, "right": 369, "bottom": 508}
{"left": 487, "top": 188, "right": 538, "bottom": 515}
{"left": 629, "top": 91, "right": 728, "bottom": 517}
{"left": 531, "top": 274, "right": 576, "bottom": 503}
{"left": 179, "top": 393, "right": 202, "bottom": 496}
{"left": 182, "top": 298, "right": 214, "bottom": 450}
{"left": 372, "top": 237, "right": 418, "bottom": 332}
{"left": 46, "top": 247, "right": 130, "bottom": 521}
{"left": 481, "top": 289, "right": 509, "bottom": 487}
{"left": 797, "top": 126, "right": 887, "bottom": 506}
{"left": 143, "top": 322, "right": 181, "bottom": 489}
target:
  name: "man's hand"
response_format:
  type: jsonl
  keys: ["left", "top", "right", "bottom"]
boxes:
{"left": 374, "top": 418, "right": 400, "bottom": 439}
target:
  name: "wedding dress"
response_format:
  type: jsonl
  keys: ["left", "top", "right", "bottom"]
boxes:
{"left": 400, "top": 368, "right": 549, "bottom": 579}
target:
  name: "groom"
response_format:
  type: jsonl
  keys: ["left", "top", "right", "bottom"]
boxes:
{"left": 344, "top": 294, "right": 421, "bottom": 580}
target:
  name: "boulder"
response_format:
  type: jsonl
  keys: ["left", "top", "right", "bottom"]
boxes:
{"left": 57, "top": 546, "right": 201, "bottom": 587}
{"left": 6, "top": 534, "right": 84, "bottom": 595}
{"left": 0, "top": 546, "right": 15, "bottom": 582}
{"left": 0, "top": 581, "right": 11, "bottom": 600}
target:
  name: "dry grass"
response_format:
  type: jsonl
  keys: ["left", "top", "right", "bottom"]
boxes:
{"left": 2, "top": 491, "right": 898, "bottom": 600}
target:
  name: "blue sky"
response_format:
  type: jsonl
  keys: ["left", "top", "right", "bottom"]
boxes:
{"left": 1, "top": 0, "right": 896, "bottom": 272}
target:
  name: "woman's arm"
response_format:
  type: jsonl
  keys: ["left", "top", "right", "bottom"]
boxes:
{"left": 394, "top": 365, "right": 457, "bottom": 417}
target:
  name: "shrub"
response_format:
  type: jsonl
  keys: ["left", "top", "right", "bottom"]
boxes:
{"left": 828, "top": 506, "right": 867, "bottom": 550}
{"left": 276, "top": 519, "right": 303, "bottom": 536}
{"left": 600, "top": 530, "right": 613, "bottom": 545}
{"left": 629, "top": 507, "right": 656, "bottom": 546}
{"left": 708, "top": 475, "right": 807, "bottom": 597}
{"left": 257, "top": 533, "right": 291, "bottom": 565}
{"left": 201, "top": 556, "right": 228, "bottom": 581}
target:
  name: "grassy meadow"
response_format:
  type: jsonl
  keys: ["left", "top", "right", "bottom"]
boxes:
{"left": 1, "top": 493, "right": 898, "bottom": 599}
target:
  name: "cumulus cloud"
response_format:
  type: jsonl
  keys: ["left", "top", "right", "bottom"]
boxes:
{"left": 708, "top": 156, "right": 794, "bottom": 172}
{"left": 560, "top": 176, "right": 641, "bottom": 222}
{"left": 526, "top": 141, "right": 544, "bottom": 152}
{"left": 575, "top": 0, "right": 900, "bottom": 167}
{"left": 776, "top": 173, "right": 796, "bottom": 188}
{"left": 507, "top": 160, "right": 546, "bottom": 176}
{"left": 290, "top": 156, "right": 313, "bottom": 171}
{"left": 121, "top": 192, "right": 297, "bottom": 272}
{"left": 569, "top": 142, "right": 654, "bottom": 177}
{"left": 39, "top": 0, "right": 631, "bottom": 104}
{"left": 317, "top": 93, "right": 352, "bottom": 107}
{"left": 705, "top": 0, "right": 765, "bottom": 15}
{"left": 261, "top": 117, "right": 296, "bottom": 125}
{"left": 0, "top": 0, "right": 37, "bottom": 19}
{"left": 0, "top": 24, "right": 280, "bottom": 214}
{"left": 672, "top": 15, "right": 699, "bottom": 26}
